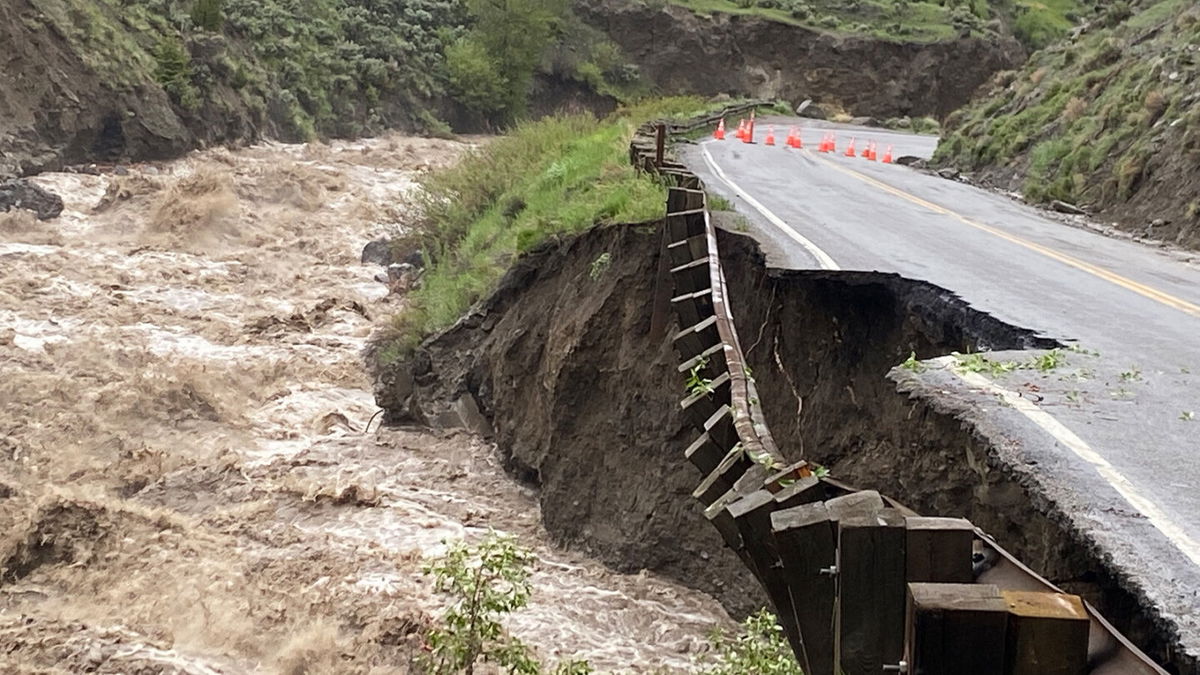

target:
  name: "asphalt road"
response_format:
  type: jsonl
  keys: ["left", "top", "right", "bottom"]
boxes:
{"left": 681, "top": 116, "right": 1200, "bottom": 657}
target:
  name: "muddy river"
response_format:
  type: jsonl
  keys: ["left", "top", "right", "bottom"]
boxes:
{"left": 0, "top": 135, "right": 733, "bottom": 673}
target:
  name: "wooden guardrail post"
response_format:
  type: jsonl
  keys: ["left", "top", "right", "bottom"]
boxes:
{"left": 836, "top": 508, "right": 907, "bottom": 675}
{"left": 772, "top": 501, "right": 837, "bottom": 675}
{"left": 906, "top": 516, "right": 975, "bottom": 583}
{"left": 1002, "top": 591, "right": 1090, "bottom": 675}
{"left": 654, "top": 123, "right": 666, "bottom": 168}
{"left": 905, "top": 583, "right": 1008, "bottom": 674}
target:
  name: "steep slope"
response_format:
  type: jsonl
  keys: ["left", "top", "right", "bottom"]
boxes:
{"left": 0, "top": 0, "right": 469, "bottom": 177}
{"left": 576, "top": 0, "right": 1026, "bottom": 118}
{"left": 935, "top": 0, "right": 1200, "bottom": 248}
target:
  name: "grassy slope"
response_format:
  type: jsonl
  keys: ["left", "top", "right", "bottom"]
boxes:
{"left": 377, "top": 97, "right": 735, "bottom": 360}
{"left": 19, "top": 0, "right": 466, "bottom": 139}
{"left": 658, "top": 0, "right": 1084, "bottom": 47}
{"left": 935, "top": 0, "right": 1200, "bottom": 246}
{"left": 11, "top": 0, "right": 644, "bottom": 149}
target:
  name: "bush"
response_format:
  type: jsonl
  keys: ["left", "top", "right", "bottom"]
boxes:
{"left": 190, "top": 0, "right": 223, "bottom": 32}
{"left": 153, "top": 37, "right": 200, "bottom": 110}
{"left": 701, "top": 610, "right": 802, "bottom": 675}
{"left": 422, "top": 533, "right": 592, "bottom": 675}
{"left": 789, "top": 3, "right": 812, "bottom": 19}
{"left": 445, "top": 37, "right": 510, "bottom": 118}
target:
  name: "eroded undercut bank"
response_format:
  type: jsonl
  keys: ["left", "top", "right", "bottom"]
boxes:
{"left": 374, "top": 219, "right": 1179, "bottom": 671}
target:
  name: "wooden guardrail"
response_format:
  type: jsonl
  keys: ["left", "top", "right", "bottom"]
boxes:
{"left": 629, "top": 107, "right": 1166, "bottom": 675}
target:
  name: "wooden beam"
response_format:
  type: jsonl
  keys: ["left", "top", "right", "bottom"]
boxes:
{"left": 1002, "top": 591, "right": 1089, "bottom": 675}
{"left": 728, "top": 490, "right": 804, "bottom": 658}
{"left": 771, "top": 502, "right": 837, "bottom": 675}
{"left": 905, "top": 516, "right": 975, "bottom": 583}
{"left": 906, "top": 583, "right": 1007, "bottom": 675}
{"left": 836, "top": 508, "right": 907, "bottom": 675}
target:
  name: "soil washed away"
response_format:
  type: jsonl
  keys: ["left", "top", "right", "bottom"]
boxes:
{"left": 377, "top": 220, "right": 1185, "bottom": 672}
{"left": 0, "top": 137, "right": 733, "bottom": 673}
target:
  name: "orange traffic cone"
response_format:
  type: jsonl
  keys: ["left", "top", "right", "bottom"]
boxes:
{"left": 864, "top": 141, "right": 876, "bottom": 161}
{"left": 794, "top": 128, "right": 803, "bottom": 148}
{"left": 818, "top": 133, "right": 829, "bottom": 152}
{"left": 787, "top": 127, "right": 801, "bottom": 148}
{"left": 882, "top": 145, "right": 894, "bottom": 164}
{"left": 844, "top": 138, "right": 856, "bottom": 157}
{"left": 714, "top": 118, "right": 726, "bottom": 141}
{"left": 860, "top": 140, "right": 871, "bottom": 158}
{"left": 743, "top": 119, "right": 754, "bottom": 144}
{"left": 765, "top": 125, "right": 776, "bottom": 146}
{"left": 735, "top": 119, "right": 744, "bottom": 140}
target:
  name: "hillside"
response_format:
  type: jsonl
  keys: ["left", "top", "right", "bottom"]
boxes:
{"left": 577, "top": 0, "right": 1026, "bottom": 119}
{"left": 0, "top": 0, "right": 639, "bottom": 177}
{"left": 934, "top": 0, "right": 1200, "bottom": 248}
{"left": 660, "top": 0, "right": 1086, "bottom": 49}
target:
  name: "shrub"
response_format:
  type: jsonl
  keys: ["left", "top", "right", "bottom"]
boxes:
{"left": 445, "top": 37, "right": 510, "bottom": 118}
{"left": 790, "top": 3, "right": 812, "bottom": 19}
{"left": 422, "top": 533, "right": 592, "bottom": 675}
{"left": 701, "top": 610, "right": 801, "bottom": 675}
{"left": 190, "top": 0, "right": 223, "bottom": 32}
{"left": 153, "top": 37, "right": 200, "bottom": 110}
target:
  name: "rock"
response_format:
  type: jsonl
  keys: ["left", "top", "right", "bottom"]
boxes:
{"left": 796, "top": 102, "right": 827, "bottom": 120}
{"left": 361, "top": 237, "right": 392, "bottom": 265}
{"left": 936, "top": 167, "right": 960, "bottom": 181}
{"left": 402, "top": 249, "right": 425, "bottom": 268}
{"left": 895, "top": 155, "right": 925, "bottom": 167}
{"left": 386, "top": 263, "right": 423, "bottom": 292}
{"left": 0, "top": 179, "right": 64, "bottom": 220}
{"left": 849, "top": 116, "right": 878, "bottom": 127}
{"left": 1150, "top": 218, "right": 1167, "bottom": 229}
{"left": 1050, "top": 200, "right": 1086, "bottom": 215}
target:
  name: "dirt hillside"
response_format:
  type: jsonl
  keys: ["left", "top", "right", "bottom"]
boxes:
{"left": 575, "top": 0, "right": 1025, "bottom": 118}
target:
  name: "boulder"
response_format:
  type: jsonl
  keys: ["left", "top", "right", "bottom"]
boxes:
{"left": 361, "top": 237, "right": 392, "bottom": 265}
{"left": 0, "top": 179, "right": 64, "bottom": 220}
{"left": 1050, "top": 200, "right": 1086, "bottom": 215}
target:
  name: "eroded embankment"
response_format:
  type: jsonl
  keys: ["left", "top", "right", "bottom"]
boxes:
{"left": 375, "top": 222, "right": 767, "bottom": 617}
{"left": 378, "top": 219, "right": 1180, "bottom": 667}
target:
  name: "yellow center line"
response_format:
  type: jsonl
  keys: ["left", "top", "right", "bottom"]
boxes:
{"left": 813, "top": 153, "right": 1200, "bottom": 319}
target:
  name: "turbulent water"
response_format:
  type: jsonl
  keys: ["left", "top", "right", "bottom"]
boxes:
{"left": 0, "top": 135, "right": 733, "bottom": 673}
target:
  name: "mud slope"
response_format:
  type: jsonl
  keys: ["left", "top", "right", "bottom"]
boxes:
{"left": 576, "top": 0, "right": 1024, "bottom": 118}
{"left": 375, "top": 222, "right": 767, "bottom": 617}
{"left": 377, "top": 220, "right": 1181, "bottom": 666}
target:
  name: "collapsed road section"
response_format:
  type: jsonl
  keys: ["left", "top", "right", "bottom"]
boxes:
{"left": 376, "top": 110, "right": 1186, "bottom": 673}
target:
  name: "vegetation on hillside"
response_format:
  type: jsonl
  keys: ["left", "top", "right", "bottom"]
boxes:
{"left": 935, "top": 0, "right": 1200, "bottom": 247}
{"left": 377, "top": 97, "right": 731, "bottom": 360}
{"left": 19, "top": 0, "right": 643, "bottom": 142}
{"left": 657, "top": 0, "right": 1086, "bottom": 47}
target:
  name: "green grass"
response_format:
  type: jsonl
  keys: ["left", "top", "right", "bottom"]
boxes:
{"left": 666, "top": 0, "right": 961, "bottom": 42}
{"left": 1012, "top": 0, "right": 1086, "bottom": 49}
{"left": 934, "top": 0, "right": 1199, "bottom": 211}
{"left": 377, "top": 97, "right": 707, "bottom": 360}
{"left": 662, "top": 0, "right": 1087, "bottom": 45}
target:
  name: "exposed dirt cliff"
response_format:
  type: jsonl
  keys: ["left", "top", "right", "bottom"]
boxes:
{"left": 575, "top": 0, "right": 1026, "bottom": 118}
{"left": 373, "top": 220, "right": 1189, "bottom": 669}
